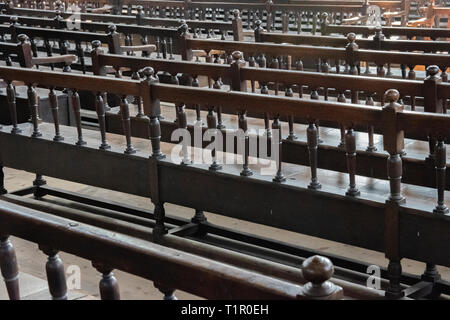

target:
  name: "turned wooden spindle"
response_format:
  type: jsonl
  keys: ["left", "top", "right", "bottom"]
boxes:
{"left": 285, "top": 85, "right": 297, "bottom": 141}
{"left": 6, "top": 81, "right": 21, "bottom": 134}
{"left": 366, "top": 94, "right": 377, "bottom": 152}
{"left": 70, "top": 89, "right": 86, "bottom": 146}
{"left": 207, "top": 108, "right": 222, "bottom": 171}
{"left": 307, "top": 122, "right": 321, "bottom": 190}
{"left": 239, "top": 111, "right": 252, "bottom": 177}
{"left": 95, "top": 93, "right": 110, "bottom": 150}
{"left": 433, "top": 139, "right": 449, "bottom": 214}
{"left": 345, "top": 128, "right": 360, "bottom": 197}
{"left": 142, "top": 67, "right": 165, "bottom": 159}
{"left": 39, "top": 246, "right": 67, "bottom": 300}
{"left": 386, "top": 260, "right": 403, "bottom": 299}
{"left": 192, "top": 75, "right": 203, "bottom": 125}
{"left": 0, "top": 236, "right": 20, "bottom": 300}
{"left": 300, "top": 255, "right": 343, "bottom": 299}
{"left": 27, "top": 84, "right": 41, "bottom": 138}
{"left": 272, "top": 115, "right": 286, "bottom": 183}
{"left": 212, "top": 76, "right": 225, "bottom": 130}
{"left": 92, "top": 262, "right": 120, "bottom": 300}
{"left": 337, "top": 91, "right": 347, "bottom": 148}
{"left": 178, "top": 104, "right": 191, "bottom": 165}
{"left": 132, "top": 71, "right": 145, "bottom": 118}
{"left": 48, "top": 87, "right": 63, "bottom": 142}
{"left": 119, "top": 96, "right": 136, "bottom": 155}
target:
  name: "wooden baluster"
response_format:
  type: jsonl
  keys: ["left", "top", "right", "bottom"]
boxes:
{"left": 27, "top": 84, "right": 41, "bottom": 138}
{"left": 408, "top": 65, "right": 416, "bottom": 111}
{"left": 377, "top": 63, "right": 386, "bottom": 77}
{"left": 75, "top": 40, "right": 86, "bottom": 74}
{"left": 192, "top": 75, "right": 202, "bottom": 125}
{"left": 168, "top": 38, "right": 174, "bottom": 60}
{"left": 284, "top": 85, "right": 296, "bottom": 141}
{"left": 39, "top": 246, "right": 67, "bottom": 300}
{"left": 307, "top": 122, "right": 321, "bottom": 190}
{"left": 44, "top": 38, "right": 54, "bottom": 71}
{"left": 207, "top": 108, "right": 222, "bottom": 171}
{"left": 70, "top": 90, "right": 86, "bottom": 146}
{"left": 119, "top": 96, "right": 135, "bottom": 155}
{"left": 93, "top": 262, "right": 120, "bottom": 300}
{"left": 433, "top": 138, "right": 449, "bottom": 214}
{"left": 178, "top": 103, "right": 191, "bottom": 165}
{"left": 156, "top": 37, "right": 161, "bottom": 58}
{"left": 239, "top": 111, "right": 252, "bottom": 177}
{"left": 345, "top": 127, "right": 360, "bottom": 197}
{"left": 383, "top": 89, "right": 405, "bottom": 299}
{"left": 249, "top": 54, "right": 256, "bottom": 93}
{"left": 366, "top": 94, "right": 377, "bottom": 152}
{"left": 6, "top": 81, "right": 21, "bottom": 134}
{"left": 48, "top": 87, "right": 63, "bottom": 142}
{"left": 258, "top": 54, "right": 271, "bottom": 138}
{"left": 0, "top": 236, "right": 20, "bottom": 300}
{"left": 95, "top": 93, "right": 110, "bottom": 150}
{"left": 310, "top": 87, "right": 322, "bottom": 144}
{"left": 143, "top": 68, "right": 164, "bottom": 160}
{"left": 337, "top": 92, "right": 346, "bottom": 148}
{"left": 272, "top": 115, "right": 286, "bottom": 183}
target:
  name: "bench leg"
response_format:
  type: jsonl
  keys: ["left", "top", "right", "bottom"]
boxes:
{"left": 0, "top": 236, "right": 20, "bottom": 300}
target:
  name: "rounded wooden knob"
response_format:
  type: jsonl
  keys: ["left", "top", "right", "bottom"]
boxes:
{"left": 385, "top": 89, "right": 400, "bottom": 103}
{"left": 108, "top": 24, "right": 117, "bottom": 33}
{"left": 137, "top": 5, "right": 143, "bottom": 11}
{"left": 375, "top": 25, "right": 382, "bottom": 33}
{"left": 17, "top": 34, "right": 29, "bottom": 43}
{"left": 255, "top": 20, "right": 262, "bottom": 28}
{"left": 232, "top": 51, "right": 243, "bottom": 61}
{"left": 92, "top": 40, "right": 101, "bottom": 49}
{"left": 10, "top": 16, "right": 18, "bottom": 23}
{"left": 321, "top": 12, "right": 328, "bottom": 20}
{"left": 233, "top": 9, "right": 240, "bottom": 18}
{"left": 427, "top": 65, "right": 440, "bottom": 77}
{"left": 302, "top": 255, "right": 334, "bottom": 285}
{"left": 142, "top": 67, "right": 155, "bottom": 79}
{"left": 347, "top": 33, "right": 356, "bottom": 42}
{"left": 178, "top": 22, "right": 188, "bottom": 34}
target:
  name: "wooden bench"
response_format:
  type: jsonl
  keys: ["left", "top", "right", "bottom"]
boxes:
{"left": 0, "top": 66, "right": 449, "bottom": 299}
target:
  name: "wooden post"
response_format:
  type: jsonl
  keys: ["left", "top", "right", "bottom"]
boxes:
{"left": 382, "top": 89, "right": 405, "bottom": 299}
{"left": 230, "top": 51, "right": 246, "bottom": 92}
{"left": 0, "top": 236, "right": 20, "bottom": 300}
{"left": 178, "top": 21, "right": 193, "bottom": 61}
{"left": 231, "top": 9, "right": 243, "bottom": 41}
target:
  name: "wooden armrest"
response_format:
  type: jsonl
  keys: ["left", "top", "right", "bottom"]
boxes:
{"left": 341, "top": 16, "right": 367, "bottom": 25}
{"left": 120, "top": 44, "right": 157, "bottom": 53}
{"left": 407, "top": 17, "right": 429, "bottom": 27}
{"left": 192, "top": 49, "right": 224, "bottom": 57}
{"left": 90, "top": 5, "right": 112, "bottom": 13}
{"left": 31, "top": 54, "right": 77, "bottom": 66}
{"left": 383, "top": 11, "right": 406, "bottom": 18}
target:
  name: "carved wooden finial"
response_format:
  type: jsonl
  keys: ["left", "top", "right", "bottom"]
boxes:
{"left": 426, "top": 65, "right": 440, "bottom": 79}
{"left": 321, "top": 12, "right": 328, "bottom": 22}
{"left": 9, "top": 15, "right": 18, "bottom": 24}
{"left": 301, "top": 255, "right": 343, "bottom": 299}
{"left": 108, "top": 24, "right": 117, "bottom": 35}
{"left": 141, "top": 66, "right": 155, "bottom": 81}
{"left": 17, "top": 33, "right": 28, "bottom": 44}
{"left": 385, "top": 88, "right": 400, "bottom": 105}
{"left": 91, "top": 40, "right": 101, "bottom": 50}
{"left": 347, "top": 32, "right": 356, "bottom": 43}
{"left": 178, "top": 20, "right": 189, "bottom": 35}
{"left": 232, "top": 9, "right": 240, "bottom": 19}
{"left": 255, "top": 19, "right": 263, "bottom": 30}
